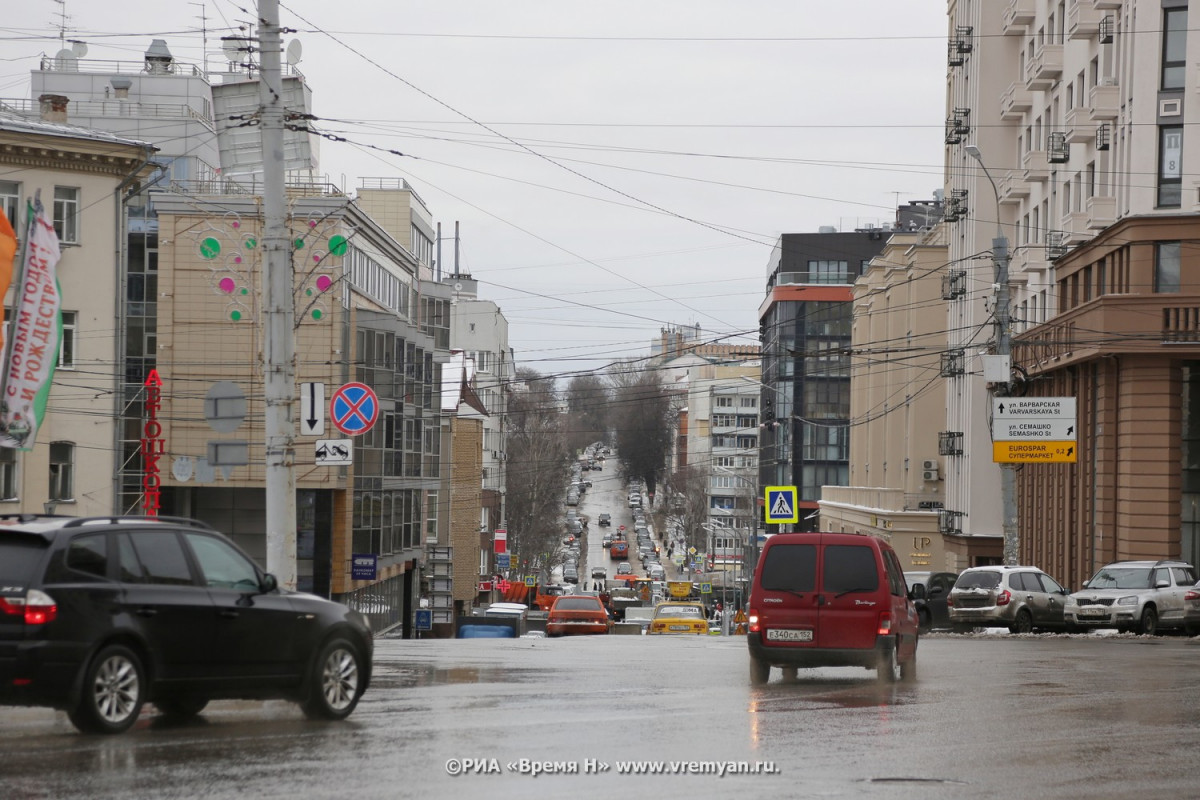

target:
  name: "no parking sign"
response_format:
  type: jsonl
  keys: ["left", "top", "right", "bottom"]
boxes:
{"left": 330, "top": 382, "right": 379, "bottom": 436}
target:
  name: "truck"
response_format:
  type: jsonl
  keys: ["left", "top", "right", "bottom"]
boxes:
{"left": 610, "top": 540, "right": 630, "bottom": 560}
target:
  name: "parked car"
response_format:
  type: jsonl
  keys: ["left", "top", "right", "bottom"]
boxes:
{"left": 562, "top": 565, "right": 579, "bottom": 584}
{"left": 648, "top": 602, "right": 708, "bottom": 635}
{"left": 602, "top": 532, "right": 614, "bottom": 548}
{"left": 746, "top": 532, "right": 919, "bottom": 685}
{"left": 905, "top": 571, "right": 958, "bottom": 633}
{"left": 948, "top": 565, "right": 1070, "bottom": 633}
{"left": 598, "top": 514, "right": 611, "bottom": 527}
{"left": 1065, "top": 560, "right": 1196, "bottom": 635}
{"left": 1184, "top": 583, "right": 1200, "bottom": 635}
{"left": 0, "top": 515, "right": 373, "bottom": 734}
{"left": 546, "top": 596, "right": 611, "bottom": 637}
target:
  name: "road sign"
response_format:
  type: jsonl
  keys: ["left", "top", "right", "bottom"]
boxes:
{"left": 351, "top": 553, "right": 377, "bottom": 581}
{"left": 315, "top": 438, "right": 353, "bottom": 465}
{"left": 700, "top": 582, "right": 712, "bottom": 594}
{"left": 415, "top": 609, "right": 432, "bottom": 631}
{"left": 991, "top": 398, "right": 1077, "bottom": 441}
{"left": 494, "top": 528, "right": 507, "bottom": 554}
{"left": 524, "top": 576, "right": 537, "bottom": 588}
{"left": 496, "top": 553, "right": 511, "bottom": 570}
{"left": 330, "top": 382, "right": 379, "bottom": 436}
{"left": 765, "top": 486, "right": 799, "bottom": 524}
{"left": 300, "top": 382, "right": 325, "bottom": 436}
{"left": 992, "top": 441, "right": 1078, "bottom": 463}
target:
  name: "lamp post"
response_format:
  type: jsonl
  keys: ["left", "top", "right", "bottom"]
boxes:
{"left": 964, "top": 145, "right": 1019, "bottom": 567}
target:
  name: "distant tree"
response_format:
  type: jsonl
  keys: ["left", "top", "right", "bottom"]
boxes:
{"left": 565, "top": 374, "right": 611, "bottom": 454}
{"left": 665, "top": 465, "right": 710, "bottom": 556}
{"left": 505, "top": 369, "right": 571, "bottom": 577}
{"left": 610, "top": 368, "right": 673, "bottom": 499}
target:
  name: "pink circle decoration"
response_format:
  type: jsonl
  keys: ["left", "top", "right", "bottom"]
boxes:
{"left": 232, "top": 221, "right": 240, "bottom": 228}
{"left": 219, "top": 277, "right": 236, "bottom": 294}
{"left": 309, "top": 220, "right": 317, "bottom": 228}
{"left": 316, "top": 276, "right": 333, "bottom": 292}
{"left": 313, "top": 254, "right": 321, "bottom": 262}
{"left": 235, "top": 256, "right": 242, "bottom": 264}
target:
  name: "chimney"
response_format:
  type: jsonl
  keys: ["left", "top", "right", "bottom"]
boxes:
{"left": 38, "top": 94, "right": 69, "bottom": 123}
{"left": 144, "top": 39, "right": 174, "bottom": 74}
{"left": 110, "top": 78, "right": 132, "bottom": 99}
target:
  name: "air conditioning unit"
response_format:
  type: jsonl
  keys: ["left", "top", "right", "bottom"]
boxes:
{"left": 921, "top": 459, "right": 938, "bottom": 471}
{"left": 923, "top": 469, "right": 940, "bottom": 482}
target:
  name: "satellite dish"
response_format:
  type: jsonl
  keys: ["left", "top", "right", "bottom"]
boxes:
{"left": 286, "top": 39, "right": 303, "bottom": 66}
{"left": 220, "top": 36, "right": 244, "bottom": 63}
{"left": 54, "top": 49, "right": 78, "bottom": 71}
{"left": 69, "top": 40, "right": 88, "bottom": 58}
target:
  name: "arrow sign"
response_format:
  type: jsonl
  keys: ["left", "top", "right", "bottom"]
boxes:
{"left": 300, "top": 382, "right": 325, "bottom": 436}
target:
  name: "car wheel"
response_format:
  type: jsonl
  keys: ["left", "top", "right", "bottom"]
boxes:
{"left": 301, "top": 638, "right": 365, "bottom": 721}
{"left": 917, "top": 608, "right": 932, "bottom": 635}
{"left": 1138, "top": 606, "right": 1159, "bottom": 636}
{"left": 877, "top": 644, "right": 901, "bottom": 684}
{"left": 68, "top": 644, "right": 146, "bottom": 735}
{"left": 154, "top": 696, "right": 208, "bottom": 719}
{"left": 1009, "top": 609, "right": 1034, "bottom": 634}
{"left": 749, "top": 656, "right": 770, "bottom": 686}
{"left": 1186, "top": 623, "right": 1199, "bottom": 637}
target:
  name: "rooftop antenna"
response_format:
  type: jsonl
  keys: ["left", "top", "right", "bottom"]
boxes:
{"left": 190, "top": 2, "right": 209, "bottom": 73}
{"left": 52, "top": 0, "right": 70, "bottom": 51}
{"left": 889, "top": 191, "right": 913, "bottom": 226}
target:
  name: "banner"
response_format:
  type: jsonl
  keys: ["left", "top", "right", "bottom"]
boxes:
{"left": 0, "top": 199, "right": 61, "bottom": 450}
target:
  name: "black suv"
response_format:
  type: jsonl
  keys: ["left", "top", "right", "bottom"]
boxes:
{"left": 0, "top": 515, "right": 373, "bottom": 734}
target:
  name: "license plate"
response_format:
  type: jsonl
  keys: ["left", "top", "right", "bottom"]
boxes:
{"left": 1078, "top": 608, "right": 1108, "bottom": 618}
{"left": 668, "top": 625, "right": 693, "bottom": 631}
{"left": 766, "top": 628, "right": 813, "bottom": 642}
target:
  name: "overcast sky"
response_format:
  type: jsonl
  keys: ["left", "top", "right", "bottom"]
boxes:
{"left": 2, "top": 0, "right": 948, "bottom": 383}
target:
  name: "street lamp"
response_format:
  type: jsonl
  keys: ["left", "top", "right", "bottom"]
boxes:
{"left": 964, "top": 144, "right": 1019, "bottom": 566}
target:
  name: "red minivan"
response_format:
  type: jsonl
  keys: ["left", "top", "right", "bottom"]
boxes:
{"left": 746, "top": 532, "right": 919, "bottom": 684}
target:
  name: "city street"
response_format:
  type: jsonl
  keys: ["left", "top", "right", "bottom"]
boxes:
{"left": 3, "top": 632, "right": 1199, "bottom": 799}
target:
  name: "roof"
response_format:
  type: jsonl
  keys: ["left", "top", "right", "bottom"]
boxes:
{"left": 0, "top": 110, "right": 156, "bottom": 151}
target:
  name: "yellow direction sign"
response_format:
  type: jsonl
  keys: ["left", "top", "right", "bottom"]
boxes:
{"left": 992, "top": 441, "right": 1077, "bottom": 463}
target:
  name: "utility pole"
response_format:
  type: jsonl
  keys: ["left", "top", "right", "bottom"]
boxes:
{"left": 258, "top": 0, "right": 297, "bottom": 588}
{"left": 966, "top": 145, "right": 1019, "bottom": 566}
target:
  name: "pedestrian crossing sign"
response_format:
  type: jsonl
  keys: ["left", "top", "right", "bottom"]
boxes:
{"left": 765, "top": 486, "right": 799, "bottom": 524}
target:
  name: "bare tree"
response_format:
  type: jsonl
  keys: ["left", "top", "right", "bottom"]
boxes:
{"left": 610, "top": 369, "right": 673, "bottom": 498}
{"left": 505, "top": 369, "right": 571, "bottom": 577}
{"left": 564, "top": 374, "right": 611, "bottom": 454}
{"left": 665, "top": 465, "right": 710, "bottom": 556}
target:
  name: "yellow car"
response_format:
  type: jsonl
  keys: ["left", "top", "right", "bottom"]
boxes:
{"left": 648, "top": 601, "right": 709, "bottom": 635}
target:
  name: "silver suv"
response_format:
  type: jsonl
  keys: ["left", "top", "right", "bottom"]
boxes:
{"left": 948, "top": 566, "right": 1070, "bottom": 633}
{"left": 1065, "top": 560, "right": 1196, "bottom": 635}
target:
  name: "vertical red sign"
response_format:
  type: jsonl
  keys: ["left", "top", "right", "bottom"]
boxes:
{"left": 494, "top": 528, "right": 507, "bottom": 554}
{"left": 141, "top": 369, "right": 163, "bottom": 516}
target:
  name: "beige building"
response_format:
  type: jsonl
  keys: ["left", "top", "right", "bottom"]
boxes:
{"left": 0, "top": 111, "right": 156, "bottom": 515}
{"left": 820, "top": 227, "right": 1001, "bottom": 571}
{"left": 945, "top": 0, "right": 1200, "bottom": 583}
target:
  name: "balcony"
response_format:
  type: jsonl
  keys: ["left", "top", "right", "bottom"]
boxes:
{"left": 1091, "top": 0, "right": 1121, "bottom": 9}
{"left": 1068, "top": 0, "right": 1104, "bottom": 39}
{"left": 1089, "top": 82, "right": 1120, "bottom": 120}
{"left": 945, "top": 108, "right": 970, "bottom": 145}
{"left": 1096, "top": 123, "right": 1111, "bottom": 150}
{"left": 1059, "top": 217, "right": 1091, "bottom": 246}
{"left": 1048, "top": 132, "right": 1070, "bottom": 164}
{"left": 1023, "top": 149, "right": 1050, "bottom": 182}
{"left": 1000, "top": 172, "right": 1030, "bottom": 204}
{"left": 1000, "top": 82, "right": 1033, "bottom": 120}
{"left": 942, "top": 269, "right": 967, "bottom": 300}
{"left": 940, "top": 350, "right": 966, "bottom": 377}
{"left": 943, "top": 190, "right": 968, "bottom": 222}
{"left": 1011, "top": 245, "right": 1051, "bottom": 275}
{"left": 938, "top": 432, "right": 964, "bottom": 457}
{"left": 1086, "top": 194, "right": 1116, "bottom": 229}
{"left": 1003, "top": 0, "right": 1036, "bottom": 33}
{"left": 1045, "top": 231, "right": 1069, "bottom": 260}
{"left": 1064, "top": 106, "right": 1096, "bottom": 143}
{"left": 1026, "top": 44, "right": 1064, "bottom": 90}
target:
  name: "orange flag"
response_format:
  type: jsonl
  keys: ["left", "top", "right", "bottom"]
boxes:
{"left": 0, "top": 212, "right": 14, "bottom": 354}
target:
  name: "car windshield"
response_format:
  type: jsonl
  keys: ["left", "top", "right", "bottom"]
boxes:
{"left": 556, "top": 598, "right": 601, "bottom": 611}
{"left": 1087, "top": 567, "right": 1153, "bottom": 590}
{"left": 955, "top": 571, "right": 1001, "bottom": 590}
{"left": 656, "top": 605, "right": 703, "bottom": 619}
{"left": 0, "top": 538, "right": 48, "bottom": 582}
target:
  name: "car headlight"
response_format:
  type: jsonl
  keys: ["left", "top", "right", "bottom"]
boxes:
{"left": 1065, "top": 596, "right": 1077, "bottom": 606}
{"left": 1117, "top": 596, "right": 1138, "bottom": 606}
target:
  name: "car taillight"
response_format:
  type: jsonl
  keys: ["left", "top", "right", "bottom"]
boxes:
{"left": 877, "top": 612, "right": 893, "bottom": 635}
{"left": 996, "top": 589, "right": 1011, "bottom": 606}
{"left": 0, "top": 590, "right": 57, "bottom": 625}
{"left": 1187, "top": 590, "right": 1200, "bottom": 602}
{"left": 747, "top": 609, "right": 760, "bottom": 633}
{"left": 946, "top": 595, "right": 954, "bottom": 608}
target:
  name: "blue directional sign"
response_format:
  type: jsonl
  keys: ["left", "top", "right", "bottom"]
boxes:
{"left": 496, "top": 553, "right": 511, "bottom": 570}
{"left": 330, "top": 382, "right": 379, "bottom": 436}
{"left": 351, "top": 553, "right": 377, "bottom": 581}
{"left": 765, "top": 485, "right": 799, "bottom": 524}
{"left": 415, "top": 609, "right": 432, "bottom": 631}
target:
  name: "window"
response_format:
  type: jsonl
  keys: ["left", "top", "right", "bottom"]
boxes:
{"left": 184, "top": 532, "right": 259, "bottom": 590}
{"left": 58, "top": 311, "right": 75, "bottom": 369}
{"left": 48, "top": 441, "right": 74, "bottom": 501}
{"left": 0, "top": 181, "right": 19, "bottom": 230}
{"left": 808, "top": 260, "right": 849, "bottom": 284}
{"left": 124, "top": 530, "right": 194, "bottom": 585}
{"left": 715, "top": 396, "right": 733, "bottom": 408}
{"left": 739, "top": 396, "right": 757, "bottom": 408}
{"left": 0, "top": 448, "right": 15, "bottom": 501}
{"left": 1156, "top": 242, "right": 1181, "bottom": 293}
{"left": 52, "top": 187, "right": 79, "bottom": 244}
{"left": 65, "top": 534, "right": 108, "bottom": 579}
{"left": 712, "top": 414, "right": 736, "bottom": 428}
{"left": 1158, "top": 126, "right": 1183, "bottom": 208}
{"left": 1162, "top": 8, "right": 1188, "bottom": 90}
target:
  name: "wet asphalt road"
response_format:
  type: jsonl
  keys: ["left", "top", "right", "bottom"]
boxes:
{"left": 3, "top": 631, "right": 1200, "bottom": 800}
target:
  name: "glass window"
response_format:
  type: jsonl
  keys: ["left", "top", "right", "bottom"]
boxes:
{"left": 52, "top": 187, "right": 79, "bottom": 244}
{"left": 125, "top": 530, "right": 195, "bottom": 585}
{"left": 822, "top": 545, "right": 880, "bottom": 594}
{"left": 1156, "top": 242, "right": 1181, "bottom": 293}
{"left": 1162, "top": 8, "right": 1188, "bottom": 90}
{"left": 48, "top": 441, "right": 73, "bottom": 501}
{"left": 1158, "top": 126, "right": 1183, "bottom": 208}
{"left": 0, "top": 447, "right": 16, "bottom": 501}
{"left": 184, "top": 532, "right": 260, "bottom": 590}
{"left": 65, "top": 534, "right": 109, "bottom": 579}
{"left": 58, "top": 311, "right": 75, "bottom": 369}
{"left": 760, "top": 543, "right": 817, "bottom": 593}
{"left": 0, "top": 181, "right": 19, "bottom": 230}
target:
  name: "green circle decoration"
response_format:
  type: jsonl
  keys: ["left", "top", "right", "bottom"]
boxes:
{"left": 306, "top": 288, "right": 313, "bottom": 296}
{"left": 245, "top": 238, "right": 257, "bottom": 249}
{"left": 230, "top": 310, "right": 242, "bottom": 321}
{"left": 328, "top": 235, "right": 348, "bottom": 257}
{"left": 312, "top": 309, "right": 323, "bottom": 320}
{"left": 241, "top": 288, "right": 249, "bottom": 295}
{"left": 200, "top": 237, "right": 221, "bottom": 259}
{"left": 294, "top": 238, "right": 305, "bottom": 250}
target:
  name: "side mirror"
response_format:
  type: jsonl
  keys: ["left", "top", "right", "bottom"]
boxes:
{"left": 1156, "top": 579, "right": 1170, "bottom": 589}
{"left": 1081, "top": 580, "right": 1090, "bottom": 588}
{"left": 261, "top": 573, "right": 279, "bottom": 593}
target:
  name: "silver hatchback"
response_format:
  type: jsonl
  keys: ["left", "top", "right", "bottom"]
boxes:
{"left": 948, "top": 566, "right": 1070, "bottom": 633}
